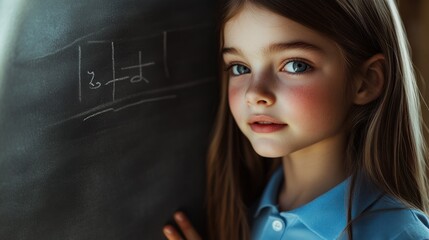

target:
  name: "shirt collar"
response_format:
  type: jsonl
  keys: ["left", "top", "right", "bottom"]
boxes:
{"left": 254, "top": 167, "right": 383, "bottom": 239}
{"left": 254, "top": 167, "right": 284, "bottom": 215}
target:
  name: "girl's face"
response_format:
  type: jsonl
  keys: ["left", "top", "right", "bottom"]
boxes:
{"left": 223, "top": 4, "right": 353, "bottom": 158}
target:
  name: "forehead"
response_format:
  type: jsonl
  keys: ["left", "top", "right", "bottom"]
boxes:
{"left": 223, "top": 4, "right": 339, "bottom": 55}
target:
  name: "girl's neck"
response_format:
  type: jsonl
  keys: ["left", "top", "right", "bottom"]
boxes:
{"left": 278, "top": 136, "right": 348, "bottom": 211}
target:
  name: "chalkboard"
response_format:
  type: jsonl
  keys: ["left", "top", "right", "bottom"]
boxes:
{"left": 0, "top": 0, "right": 218, "bottom": 239}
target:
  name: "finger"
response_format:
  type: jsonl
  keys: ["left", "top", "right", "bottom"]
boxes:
{"left": 174, "top": 212, "right": 202, "bottom": 240}
{"left": 163, "top": 225, "right": 183, "bottom": 240}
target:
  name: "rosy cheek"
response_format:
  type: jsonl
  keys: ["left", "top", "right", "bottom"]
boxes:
{"left": 287, "top": 86, "right": 315, "bottom": 106}
{"left": 282, "top": 85, "right": 336, "bottom": 126}
{"left": 228, "top": 84, "right": 242, "bottom": 116}
{"left": 285, "top": 85, "right": 319, "bottom": 109}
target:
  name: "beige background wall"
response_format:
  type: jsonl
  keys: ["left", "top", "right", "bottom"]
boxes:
{"left": 399, "top": 0, "right": 429, "bottom": 143}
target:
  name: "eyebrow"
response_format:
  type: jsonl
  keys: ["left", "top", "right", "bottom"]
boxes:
{"left": 222, "top": 41, "right": 324, "bottom": 56}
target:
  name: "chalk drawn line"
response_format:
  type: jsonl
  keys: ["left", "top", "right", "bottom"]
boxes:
{"left": 111, "top": 42, "right": 116, "bottom": 101}
{"left": 82, "top": 95, "right": 176, "bottom": 121}
{"left": 82, "top": 108, "right": 114, "bottom": 121}
{"left": 113, "top": 95, "right": 175, "bottom": 112}
{"left": 121, "top": 62, "right": 155, "bottom": 70}
{"left": 28, "top": 23, "right": 212, "bottom": 62}
{"left": 49, "top": 76, "right": 215, "bottom": 126}
{"left": 105, "top": 76, "right": 130, "bottom": 86}
{"left": 163, "top": 31, "right": 170, "bottom": 78}
{"left": 78, "top": 46, "right": 82, "bottom": 102}
{"left": 86, "top": 23, "right": 212, "bottom": 45}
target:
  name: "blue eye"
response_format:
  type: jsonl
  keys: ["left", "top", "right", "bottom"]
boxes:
{"left": 284, "top": 61, "right": 310, "bottom": 73}
{"left": 231, "top": 64, "right": 251, "bottom": 76}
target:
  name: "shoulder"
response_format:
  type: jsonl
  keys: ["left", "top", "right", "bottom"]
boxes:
{"left": 352, "top": 195, "right": 429, "bottom": 239}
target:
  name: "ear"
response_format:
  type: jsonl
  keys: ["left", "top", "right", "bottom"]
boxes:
{"left": 353, "top": 54, "right": 385, "bottom": 105}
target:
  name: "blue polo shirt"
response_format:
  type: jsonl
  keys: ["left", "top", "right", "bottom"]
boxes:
{"left": 252, "top": 168, "right": 429, "bottom": 239}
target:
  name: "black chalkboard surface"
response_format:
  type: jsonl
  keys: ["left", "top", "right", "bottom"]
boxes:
{"left": 0, "top": 0, "right": 218, "bottom": 239}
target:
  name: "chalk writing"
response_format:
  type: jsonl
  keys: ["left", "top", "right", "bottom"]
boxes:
{"left": 121, "top": 51, "right": 154, "bottom": 84}
{"left": 87, "top": 71, "right": 101, "bottom": 89}
{"left": 78, "top": 32, "right": 172, "bottom": 121}
{"left": 46, "top": 25, "right": 217, "bottom": 125}
{"left": 78, "top": 41, "right": 159, "bottom": 103}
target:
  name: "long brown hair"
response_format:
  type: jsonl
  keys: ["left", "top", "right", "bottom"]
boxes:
{"left": 206, "top": 0, "right": 429, "bottom": 239}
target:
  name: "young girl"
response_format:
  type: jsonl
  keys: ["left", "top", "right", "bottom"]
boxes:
{"left": 163, "top": 0, "right": 429, "bottom": 239}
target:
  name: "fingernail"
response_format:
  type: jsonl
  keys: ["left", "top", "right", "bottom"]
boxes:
{"left": 163, "top": 227, "right": 172, "bottom": 235}
{"left": 175, "top": 212, "right": 185, "bottom": 222}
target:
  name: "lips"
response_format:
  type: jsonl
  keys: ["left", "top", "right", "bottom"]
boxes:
{"left": 248, "top": 115, "right": 287, "bottom": 133}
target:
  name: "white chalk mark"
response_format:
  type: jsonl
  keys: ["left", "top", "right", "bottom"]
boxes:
{"left": 83, "top": 95, "right": 176, "bottom": 121}
{"left": 114, "top": 95, "right": 176, "bottom": 112}
{"left": 130, "top": 75, "right": 149, "bottom": 84}
{"left": 111, "top": 42, "right": 116, "bottom": 101}
{"left": 115, "top": 76, "right": 214, "bottom": 106}
{"left": 28, "top": 23, "right": 212, "bottom": 62}
{"left": 121, "top": 62, "right": 155, "bottom": 70}
{"left": 50, "top": 77, "right": 215, "bottom": 126}
{"left": 87, "top": 40, "right": 110, "bottom": 44}
{"left": 104, "top": 24, "right": 208, "bottom": 44}
{"left": 87, "top": 71, "right": 101, "bottom": 89}
{"left": 78, "top": 46, "right": 82, "bottom": 102}
{"left": 88, "top": 23, "right": 212, "bottom": 45}
{"left": 105, "top": 76, "right": 130, "bottom": 86}
{"left": 121, "top": 51, "right": 153, "bottom": 84}
{"left": 163, "top": 31, "right": 170, "bottom": 79}
{"left": 122, "top": 76, "right": 215, "bottom": 97}
{"left": 83, "top": 108, "right": 114, "bottom": 121}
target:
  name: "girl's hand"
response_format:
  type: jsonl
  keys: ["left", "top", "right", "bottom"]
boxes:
{"left": 163, "top": 212, "right": 202, "bottom": 240}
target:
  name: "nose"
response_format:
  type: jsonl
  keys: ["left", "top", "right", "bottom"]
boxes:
{"left": 246, "top": 78, "right": 275, "bottom": 107}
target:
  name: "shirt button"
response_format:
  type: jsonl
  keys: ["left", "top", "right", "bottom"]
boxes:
{"left": 272, "top": 219, "right": 283, "bottom": 232}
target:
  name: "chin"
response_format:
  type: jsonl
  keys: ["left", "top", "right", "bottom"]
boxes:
{"left": 252, "top": 144, "right": 286, "bottom": 158}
